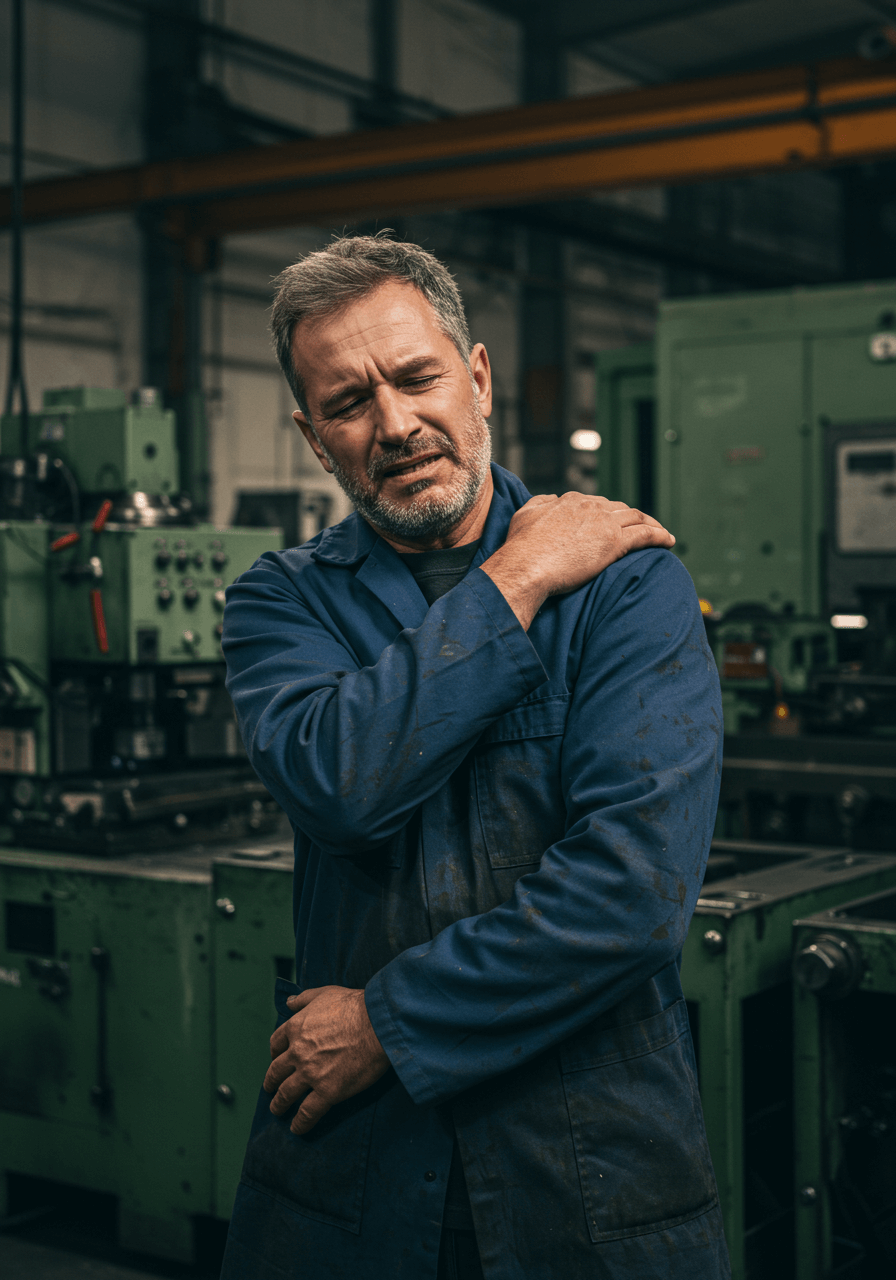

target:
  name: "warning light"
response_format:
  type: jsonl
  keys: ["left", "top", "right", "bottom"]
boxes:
{"left": 831, "top": 614, "right": 868, "bottom": 629}
{"left": 774, "top": 702, "right": 790, "bottom": 720}
{"left": 698, "top": 598, "right": 713, "bottom": 616}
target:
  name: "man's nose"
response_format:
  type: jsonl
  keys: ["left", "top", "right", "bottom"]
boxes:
{"left": 371, "top": 386, "right": 419, "bottom": 445}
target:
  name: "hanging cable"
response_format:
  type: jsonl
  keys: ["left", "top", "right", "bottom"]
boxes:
{"left": 4, "top": 0, "right": 29, "bottom": 456}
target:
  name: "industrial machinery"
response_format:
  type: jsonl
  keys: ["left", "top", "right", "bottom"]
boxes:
{"left": 679, "top": 844, "right": 896, "bottom": 1280}
{"left": 0, "top": 387, "right": 282, "bottom": 852}
{"left": 0, "top": 838, "right": 294, "bottom": 1262}
{"left": 792, "top": 885, "right": 896, "bottom": 1280}
{"left": 595, "top": 280, "right": 896, "bottom": 848}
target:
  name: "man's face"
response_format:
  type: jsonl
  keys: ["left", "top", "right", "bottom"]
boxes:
{"left": 291, "top": 280, "right": 493, "bottom": 545}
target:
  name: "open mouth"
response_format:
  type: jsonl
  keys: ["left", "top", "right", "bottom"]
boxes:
{"left": 382, "top": 452, "right": 443, "bottom": 480}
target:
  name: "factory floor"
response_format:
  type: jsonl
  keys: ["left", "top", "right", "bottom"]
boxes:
{"left": 0, "top": 1182, "right": 226, "bottom": 1280}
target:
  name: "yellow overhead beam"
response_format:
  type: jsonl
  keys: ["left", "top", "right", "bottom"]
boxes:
{"left": 3, "top": 57, "right": 896, "bottom": 237}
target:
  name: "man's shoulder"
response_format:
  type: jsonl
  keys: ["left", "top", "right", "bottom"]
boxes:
{"left": 566, "top": 546, "right": 703, "bottom": 645}
{"left": 593, "top": 545, "right": 697, "bottom": 607}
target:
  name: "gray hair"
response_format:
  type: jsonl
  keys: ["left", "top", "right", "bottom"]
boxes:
{"left": 271, "top": 233, "right": 472, "bottom": 419}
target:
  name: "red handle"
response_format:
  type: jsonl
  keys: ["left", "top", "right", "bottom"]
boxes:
{"left": 90, "top": 589, "right": 109, "bottom": 655}
{"left": 92, "top": 499, "right": 113, "bottom": 533}
{"left": 50, "top": 531, "right": 81, "bottom": 552}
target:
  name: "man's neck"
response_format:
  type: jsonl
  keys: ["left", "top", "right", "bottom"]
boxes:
{"left": 370, "top": 471, "right": 494, "bottom": 554}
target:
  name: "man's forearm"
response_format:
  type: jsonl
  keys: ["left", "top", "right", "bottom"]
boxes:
{"left": 225, "top": 565, "right": 547, "bottom": 855}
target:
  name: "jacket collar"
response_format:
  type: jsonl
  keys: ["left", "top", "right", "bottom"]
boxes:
{"left": 310, "top": 464, "right": 533, "bottom": 629}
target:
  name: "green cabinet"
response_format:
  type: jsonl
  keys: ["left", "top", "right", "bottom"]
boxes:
{"left": 0, "top": 847, "right": 214, "bottom": 1261}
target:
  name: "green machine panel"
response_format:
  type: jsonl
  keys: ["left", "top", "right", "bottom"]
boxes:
{"left": 0, "top": 846, "right": 215, "bottom": 1261}
{"left": 50, "top": 525, "right": 278, "bottom": 665}
{"left": 211, "top": 849, "right": 296, "bottom": 1219}
{"left": 656, "top": 280, "right": 896, "bottom": 619}
{"left": 680, "top": 844, "right": 896, "bottom": 1280}
{"left": 792, "top": 886, "right": 896, "bottom": 1280}
{"left": 665, "top": 336, "right": 806, "bottom": 613}
{"left": 1, "top": 387, "right": 179, "bottom": 496}
{"left": 0, "top": 523, "right": 51, "bottom": 778}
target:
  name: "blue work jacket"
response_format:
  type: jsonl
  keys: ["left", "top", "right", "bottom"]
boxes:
{"left": 220, "top": 465, "right": 730, "bottom": 1280}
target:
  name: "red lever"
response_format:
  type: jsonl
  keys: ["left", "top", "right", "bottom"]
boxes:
{"left": 90, "top": 589, "right": 109, "bottom": 655}
{"left": 50, "top": 531, "right": 81, "bottom": 552}
{"left": 92, "top": 499, "right": 113, "bottom": 533}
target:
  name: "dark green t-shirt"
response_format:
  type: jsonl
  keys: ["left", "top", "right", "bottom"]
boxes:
{"left": 398, "top": 540, "right": 482, "bottom": 607}
{"left": 398, "top": 537, "right": 481, "bottom": 1232}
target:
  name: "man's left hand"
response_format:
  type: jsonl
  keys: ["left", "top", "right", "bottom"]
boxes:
{"left": 264, "top": 986, "right": 390, "bottom": 1135}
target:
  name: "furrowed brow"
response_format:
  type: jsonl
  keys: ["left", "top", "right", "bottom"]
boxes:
{"left": 318, "top": 354, "right": 443, "bottom": 417}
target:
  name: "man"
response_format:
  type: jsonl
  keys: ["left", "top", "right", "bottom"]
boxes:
{"left": 220, "top": 234, "right": 729, "bottom": 1280}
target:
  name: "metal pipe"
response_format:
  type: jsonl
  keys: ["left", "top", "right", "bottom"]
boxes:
{"left": 4, "top": 0, "right": 29, "bottom": 454}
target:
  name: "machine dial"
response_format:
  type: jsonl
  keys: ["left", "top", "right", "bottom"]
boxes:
{"left": 157, "top": 587, "right": 173, "bottom": 608}
{"left": 212, "top": 550, "right": 228, "bottom": 570}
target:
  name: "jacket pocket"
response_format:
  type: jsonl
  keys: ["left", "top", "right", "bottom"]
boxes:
{"left": 238, "top": 978, "right": 377, "bottom": 1234}
{"left": 474, "top": 694, "right": 569, "bottom": 869}
{"left": 560, "top": 999, "right": 718, "bottom": 1243}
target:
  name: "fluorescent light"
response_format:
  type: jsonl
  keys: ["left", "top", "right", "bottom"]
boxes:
{"left": 570, "top": 429, "right": 601, "bottom": 452}
{"left": 831, "top": 614, "right": 868, "bottom": 629}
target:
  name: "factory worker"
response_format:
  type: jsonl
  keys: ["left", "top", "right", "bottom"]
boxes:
{"left": 219, "top": 233, "right": 730, "bottom": 1280}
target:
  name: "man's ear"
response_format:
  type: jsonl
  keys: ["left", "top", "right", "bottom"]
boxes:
{"left": 293, "top": 410, "right": 334, "bottom": 474}
{"left": 469, "top": 343, "right": 492, "bottom": 419}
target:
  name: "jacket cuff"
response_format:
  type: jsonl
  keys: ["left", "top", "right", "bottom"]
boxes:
{"left": 364, "top": 965, "right": 443, "bottom": 1107}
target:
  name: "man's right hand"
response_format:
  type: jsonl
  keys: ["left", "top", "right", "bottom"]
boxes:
{"left": 481, "top": 493, "right": 675, "bottom": 631}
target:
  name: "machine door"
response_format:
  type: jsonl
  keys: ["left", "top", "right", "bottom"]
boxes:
{"left": 664, "top": 337, "right": 807, "bottom": 614}
{"left": 0, "top": 862, "right": 103, "bottom": 1132}
{"left": 211, "top": 855, "right": 295, "bottom": 1219}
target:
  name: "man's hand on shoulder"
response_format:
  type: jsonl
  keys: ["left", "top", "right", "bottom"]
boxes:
{"left": 265, "top": 986, "right": 390, "bottom": 1135}
{"left": 481, "top": 493, "right": 675, "bottom": 631}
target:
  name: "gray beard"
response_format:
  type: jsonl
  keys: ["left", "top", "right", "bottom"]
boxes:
{"left": 317, "top": 403, "right": 492, "bottom": 541}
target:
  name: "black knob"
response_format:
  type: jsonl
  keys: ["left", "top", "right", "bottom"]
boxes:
{"left": 175, "top": 551, "right": 189, "bottom": 570}
{"left": 793, "top": 933, "right": 863, "bottom": 999}
{"left": 193, "top": 552, "right": 205, "bottom": 568}
{"left": 212, "top": 550, "right": 228, "bottom": 569}
{"left": 183, "top": 587, "right": 199, "bottom": 607}
{"left": 155, "top": 550, "right": 171, "bottom": 568}
{"left": 157, "top": 588, "right": 173, "bottom": 608}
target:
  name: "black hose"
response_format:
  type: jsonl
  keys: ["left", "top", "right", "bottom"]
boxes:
{"left": 4, "top": 0, "right": 29, "bottom": 453}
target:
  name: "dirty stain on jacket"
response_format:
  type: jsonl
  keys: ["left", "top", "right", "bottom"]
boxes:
{"left": 220, "top": 464, "right": 730, "bottom": 1280}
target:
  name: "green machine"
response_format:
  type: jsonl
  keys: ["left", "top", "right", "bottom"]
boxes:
{"left": 0, "top": 385, "right": 294, "bottom": 1260}
{"left": 596, "top": 280, "right": 896, "bottom": 849}
{"left": 0, "top": 387, "right": 282, "bottom": 851}
{"left": 792, "top": 885, "right": 896, "bottom": 1279}
{"left": 0, "top": 839, "right": 294, "bottom": 1262}
{"left": 681, "top": 845, "right": 896, "bottom": 1280}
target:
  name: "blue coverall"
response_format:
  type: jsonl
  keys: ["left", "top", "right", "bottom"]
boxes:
{"left": 220, "top": 464, "right": 730, "bottom": 1280}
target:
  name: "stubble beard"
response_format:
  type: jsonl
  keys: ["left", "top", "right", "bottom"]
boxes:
{"left": 315, "top": 400, "right": 492, "bottom": 541}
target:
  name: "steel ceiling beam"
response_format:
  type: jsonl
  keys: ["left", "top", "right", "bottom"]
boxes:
{"left": 4, "top": 56, "right": 896, "bottom": 238}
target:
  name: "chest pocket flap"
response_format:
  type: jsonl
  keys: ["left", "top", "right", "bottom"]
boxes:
{"left": 475, "top": 694, "right": 570, "bottom": 869}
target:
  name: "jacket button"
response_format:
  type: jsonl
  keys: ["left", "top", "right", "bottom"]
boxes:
{"left": 424, "top": 1170, "right": 437, "bottom": 1182}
